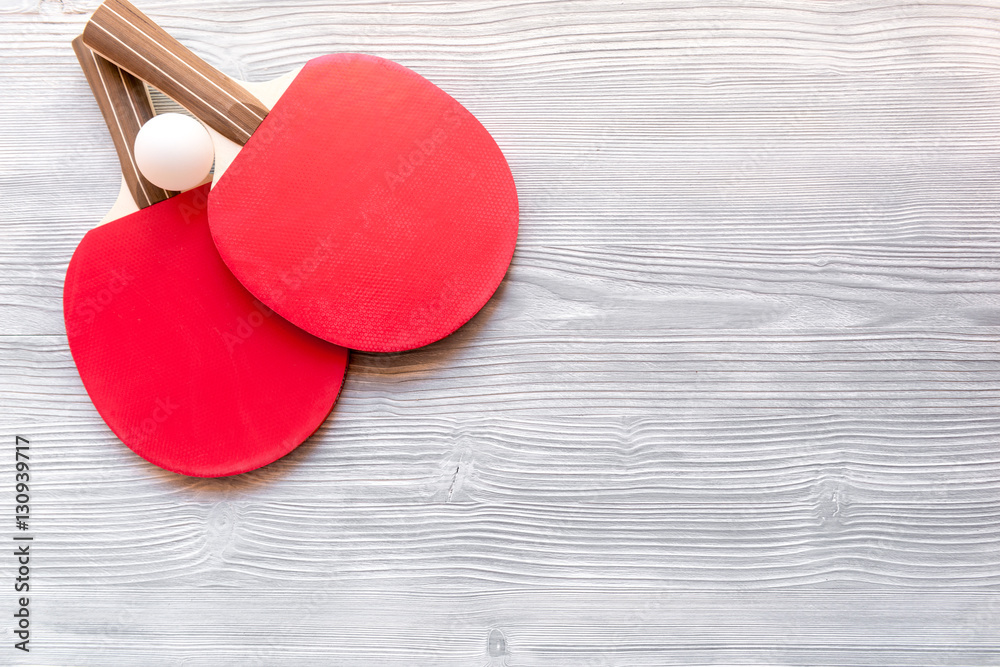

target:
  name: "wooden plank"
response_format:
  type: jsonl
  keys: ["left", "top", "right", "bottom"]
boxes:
{"left": 17, "top": 495, "right": 1000, "bottom": 588}
{"left": 28, "top": 589, "right": 1000, "bottom": 666}
{"left": 5, "top": 411, "right": 1000, "bottom": 504}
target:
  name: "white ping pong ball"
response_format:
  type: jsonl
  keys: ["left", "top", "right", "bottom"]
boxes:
{"left": 134, "top": 113, "right": 214, "bottom": 192}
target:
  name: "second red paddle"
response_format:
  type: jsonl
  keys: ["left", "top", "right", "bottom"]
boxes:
{"left": 82, "top": 0, "right": 519, "bottom": 353}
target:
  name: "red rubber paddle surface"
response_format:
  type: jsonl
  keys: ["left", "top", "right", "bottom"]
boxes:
{"left": 209, "top": 54, "right": 519, "bottom": 353}
{"left": 64, "top": 185, "right": 349, "bottom": 477}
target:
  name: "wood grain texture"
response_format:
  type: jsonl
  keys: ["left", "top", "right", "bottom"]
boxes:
{"left": 2, "top": 0, "right": 1000, "bottom": 664}
{"left": 27, "top": 589, "right": 1000, "bottom": 666}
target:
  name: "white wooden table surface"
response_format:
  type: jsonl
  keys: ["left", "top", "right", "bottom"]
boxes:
{"left": 2, "top": 0, "right": 1000, "bottom": 664}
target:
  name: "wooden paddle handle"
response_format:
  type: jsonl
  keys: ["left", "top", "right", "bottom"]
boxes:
{"left": 72, "top": 36, "right": 176, "bottom": 209}
{"left": 82, "top": 0, "right": 266, "bottom": 146}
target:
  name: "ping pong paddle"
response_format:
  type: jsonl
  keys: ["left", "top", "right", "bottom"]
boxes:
{"left": 66, "top": 37, "right": 349, "bottom": 477}
{"left": 82, "top": 0, "right": 519, "bottom": 353}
